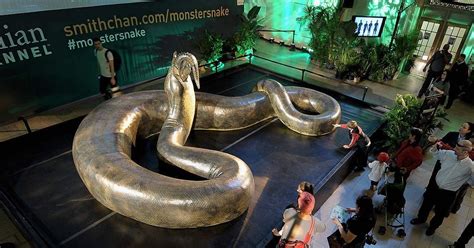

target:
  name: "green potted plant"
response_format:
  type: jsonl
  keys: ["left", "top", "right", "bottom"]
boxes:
{"left": 368, "top": 44, "right": 391, "bottom": 82}
{"left": 382, "top": 94, "right": 448, "bottom": 152}
{"left": 305, "top": 5, "right": 355, "bottom": 69}
{"left": 334, "top": 42, "right": 357, "bottom": 80}
{"left": 233, "top": 6, "right": 263, "bottom": 57}
{"left": 305, "top": 6, "right": 333, "bottom": 66}
{"left": 383, "top": 94, "right": 422, "bottom": 152}
{"left": 403, "top": 55, "right": 418, "bottom": 73}
{"left": 391, "top": 32, "right": 419, "bottom": 79}
{"left": 366, "top": 32, "right": 419, "bottom": 82}
{"left": 198, "top": 30, "right": 224, "bottom": 64}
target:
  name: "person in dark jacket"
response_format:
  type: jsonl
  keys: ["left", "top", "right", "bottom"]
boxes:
{"left": 446, "top": 54, "right": 469, "bottom": 109}
{"left": 434, "top": 122, "right": 474, "bottom": 149}
{"left": 418, "top": 44, "right": 452, "bottom": 98}
{"left": 332, "top": 195, "right": 376, "bottom": 248}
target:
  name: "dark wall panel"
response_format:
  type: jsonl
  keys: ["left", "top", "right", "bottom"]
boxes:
{"left": 0, "top": 0, "right": 243, "bottom": 123}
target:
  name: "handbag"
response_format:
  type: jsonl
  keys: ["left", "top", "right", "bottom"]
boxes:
{"left": 327, "top": 230, "right": 344, "bottom": 248}
{"left": 278, "top": 217, "right": 315, "bottom": 248}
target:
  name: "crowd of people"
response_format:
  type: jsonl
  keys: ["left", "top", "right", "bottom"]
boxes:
{"left": 269, "top": 120, "right": 473, "bottom": 248}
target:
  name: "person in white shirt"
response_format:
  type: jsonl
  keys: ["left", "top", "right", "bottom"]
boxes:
{"left": 368, "top": 152, "right": 389, "bottom": 191}
{"left": 275, "top": 192, "right": 326, "bottom": 247}
{"left": 93, "top": 37, "right": 120, "bottom": 99}
{"left": 410, "top": 140, "right": 474, "bottom": 236}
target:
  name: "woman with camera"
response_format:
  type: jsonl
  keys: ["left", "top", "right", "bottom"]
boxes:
{"left": 330, "top": 195, "right": 376, "bottom": 248}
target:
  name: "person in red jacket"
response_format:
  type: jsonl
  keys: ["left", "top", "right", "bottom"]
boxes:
{"left": 393, "top": 127, "right": 424, "bottom": 182}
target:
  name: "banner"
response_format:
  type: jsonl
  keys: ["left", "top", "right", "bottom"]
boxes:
{"left": 0, "top": 1, "right": 242, "bottom": 124}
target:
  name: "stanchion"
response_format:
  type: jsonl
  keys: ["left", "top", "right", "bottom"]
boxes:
{"left": 18, "top": 117, "right": 32, "bottom": 134}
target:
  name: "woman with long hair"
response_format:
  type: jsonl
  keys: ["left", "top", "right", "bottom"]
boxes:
{"left": 331, "top": 195, "right": 376, "bottom": 248}
{"left": 427, "top": 69, "right": 450, "bottom": 105}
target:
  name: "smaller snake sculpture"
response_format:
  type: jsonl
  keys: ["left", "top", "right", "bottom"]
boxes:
{"left": 72, "top": 52, "right": 341, "bottom": 229}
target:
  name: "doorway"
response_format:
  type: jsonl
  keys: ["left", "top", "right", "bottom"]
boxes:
{"left": 411, "top": 19, "right": 469, "bottom": 77}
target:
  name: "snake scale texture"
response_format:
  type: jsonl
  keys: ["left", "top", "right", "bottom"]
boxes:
{"left": 72, "top": 52, "right": 341, "bottom": 228}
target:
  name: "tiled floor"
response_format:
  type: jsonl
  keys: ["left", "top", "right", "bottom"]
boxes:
{"left": 310, "top": 100, "right": 474, "bottom": 248}
{"left": 0, "top": 40, "right": 472, "bottom": 247}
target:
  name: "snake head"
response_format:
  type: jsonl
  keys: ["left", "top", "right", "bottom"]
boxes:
{"left": 172, "top": 52, "right": 200, "bottom": 89}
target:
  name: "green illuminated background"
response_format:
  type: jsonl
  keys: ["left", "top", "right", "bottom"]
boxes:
{"left": 465, "top": 24, "right": 474, "bottom": 62}
{"left": 244, "top": 0, "right": 473, "bottom": 65}
{"left": 244, "top": 0, "right": 421, "bottom": 46}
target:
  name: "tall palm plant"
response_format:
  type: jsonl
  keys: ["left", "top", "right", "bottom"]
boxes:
{"left": 233, "top": 6, "right": 263, "bottom": 56}
{"left": 305, "top": 5, "right": 356, "bottom": 68}
{"left": 393, "top": 32, "right": 419, "bottom": 72}
{"left": 198, "top": 30, "right": 224, "bottom": 63}
{"left": 305, "top": 6, "right": 335, "bottom": 65}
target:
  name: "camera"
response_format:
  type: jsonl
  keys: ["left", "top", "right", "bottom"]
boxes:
{"left": 365, "top": 234, "right": 377, "bottom": 245}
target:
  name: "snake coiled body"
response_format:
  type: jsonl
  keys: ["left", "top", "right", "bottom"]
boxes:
{"left": 72, "top": 53, "right": 341, "bottom": 228}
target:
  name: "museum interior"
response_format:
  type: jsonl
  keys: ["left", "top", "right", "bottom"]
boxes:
{"left": 0, "top": 0, "right": 473, "bottom": 247}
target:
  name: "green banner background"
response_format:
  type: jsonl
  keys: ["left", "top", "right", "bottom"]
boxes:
{"left": 0, "top": 1, "right": 242, "bottom": 124}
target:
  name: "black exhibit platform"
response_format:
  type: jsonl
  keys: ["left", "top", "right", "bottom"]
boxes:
{"left": 0, "top": 65, "right": 384, "bottom": 248}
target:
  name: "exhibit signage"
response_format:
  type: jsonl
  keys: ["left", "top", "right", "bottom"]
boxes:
{"left": 0, "top": 0, "right": 242, "bottom": 124}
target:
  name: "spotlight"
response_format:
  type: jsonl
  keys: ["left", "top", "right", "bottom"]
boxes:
{"left": 269, "top": 37, "right": 274, "bottom": 43}
{"left": 289, "top": 43, "right": 296, "bottom": 51}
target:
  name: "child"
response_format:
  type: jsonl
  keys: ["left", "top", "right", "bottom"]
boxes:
{"left": 368, "top": 152, "right": 389, "bottom": 191}
{"left": 333, "top": 120, "right": 371, "bottom": 172}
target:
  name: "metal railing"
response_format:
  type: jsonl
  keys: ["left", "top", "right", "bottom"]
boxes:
{"left": 248, "top": 54, "right": 369, "bottom": 101}
{"left": 5, "top": 54, "right": 250, "bottom": 134}
{"left": 7, "top": 53, "right": 369, "bottom": 136}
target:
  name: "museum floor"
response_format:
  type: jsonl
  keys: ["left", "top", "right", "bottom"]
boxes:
{"left": 1, "top": 40, "right": 473, "bottom": 247}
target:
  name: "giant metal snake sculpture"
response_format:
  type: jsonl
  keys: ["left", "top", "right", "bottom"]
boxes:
{"left": 72, "top": 52, "right": 341, "bottom": 228}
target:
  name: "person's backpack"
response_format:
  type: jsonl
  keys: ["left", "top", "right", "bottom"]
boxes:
{"left": 105, "top": 49, "right": 122, "bottom": 72}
